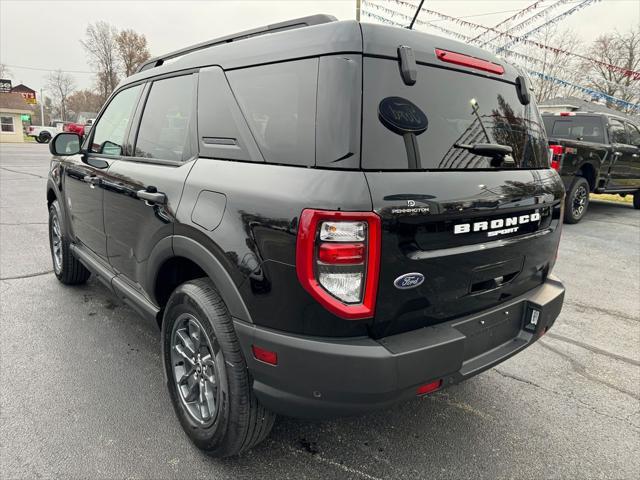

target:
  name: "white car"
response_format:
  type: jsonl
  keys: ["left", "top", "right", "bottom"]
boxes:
{"left": 27, "top": 121, "right": 66, "bottom": 143}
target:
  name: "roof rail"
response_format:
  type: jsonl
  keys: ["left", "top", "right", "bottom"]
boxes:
{"left": 136, "top": 14, "right": 337, "bottom": 73}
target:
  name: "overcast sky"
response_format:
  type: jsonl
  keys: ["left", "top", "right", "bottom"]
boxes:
{"left": 1, "top": 0, "right": 638, "bottom": 94}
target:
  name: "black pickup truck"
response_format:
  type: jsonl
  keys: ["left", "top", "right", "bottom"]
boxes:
{"left": 542, "top": 112, "right": 640, "bottom": 223}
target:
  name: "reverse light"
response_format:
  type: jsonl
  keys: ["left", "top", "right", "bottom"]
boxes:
{"left": 252, "top": 345, "right": 278, "bottom": 365}
{"left": 296, "top": 209, "right": 381, "bottom": 320}
{"left": 435, "top": 48, "right": 504, "bottom": 75}
{"left": 417, "top": 379, "right": 443, "bottom": 396}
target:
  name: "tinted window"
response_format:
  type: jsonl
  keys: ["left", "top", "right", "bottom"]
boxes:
{"left": 134, "top": 75, "right": 195, "bottom": 162}
{"left": 542, "top": 116, "right": 605, "bottom": 143}
{"left": 627, "top": 123, "right": 640, "bottom": 146}
{"left": 91, "top": 85, "right": 142, "bottom": 156}
{"left": 609, "top": 119, "right": 629, "bottom": 144}
{"left": 362, "top": 58, "right": 548, "bottom": 170}
{"left": 227, "top": 59, "right": 318, "bottom": 166}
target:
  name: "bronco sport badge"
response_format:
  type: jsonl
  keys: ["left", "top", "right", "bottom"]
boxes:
{"left": 454, "top": 211, "right": 541, "bottom": 237}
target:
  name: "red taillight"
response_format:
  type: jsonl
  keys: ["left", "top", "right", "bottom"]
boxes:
{"left": 296, "top": 209, "right": 381, "bottom": 320}
{"left": 28, "top": 126, "right": 34, "bottom": 133}
{"left": 318, "top": 243, "right": 365, "bottom": 265}
{"left": 252, "top": 345, "right": 278, "bottom": 365}
{"left": 558, "top": 112, "right": 575, "bottom": 116}
{"left": 417, "top": 379, "right": 443, "bottom": 396}
{"left": 549, "top": 144, "right": 563, "bottom": 171}
{"left": 435, "top": 48, "right": 504, "bottom": 75}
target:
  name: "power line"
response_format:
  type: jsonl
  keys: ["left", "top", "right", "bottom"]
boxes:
{"left": 3, "top": 64, "right": 94, "bottom": 75}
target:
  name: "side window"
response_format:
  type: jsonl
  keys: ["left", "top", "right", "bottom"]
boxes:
{"left": 609, "top": 119, "right": 629, "bottom": 145}
{"left": 226, "top": 58, "right": 318, "bottom": 166}
{"left": 134, "top": 75, "right": 195, "bottom": 162}
{"left": 627, "top": 123, "right": 640, "bottom": 146}
{"left": 90, "top": 85, "right": 142, "bottom": 156}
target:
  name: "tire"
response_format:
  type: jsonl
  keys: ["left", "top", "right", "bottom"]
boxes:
{"left": 48, "top": 200, "right": 91, "bottom": 285}
{"left": 564, "top": 177, "right": 590, "bottom": 224}
{"left": 38, "top": 132, "right": 51, "bottom": 144}
{"left": 162, "top": 278, "right": 275, "bottom": 457}
{"left": 634, "top": 191, "right": 640, "bottom": 210}
{"left": 35, "top": 136, "right": 45, "bottom": 144}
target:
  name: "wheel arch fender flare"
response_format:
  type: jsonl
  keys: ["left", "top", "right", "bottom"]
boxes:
{"left": 145, "top": 235, "right": 253, "bottom": 324}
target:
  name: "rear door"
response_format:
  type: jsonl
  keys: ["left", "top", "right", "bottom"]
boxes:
{"left": 360, "top": 55, "right": 564, "bottom": 338}
{"left": 608, "top": 118, "right": 634, "bottom": 188}
{"left": 63, "top": 84, "right": 143, "bottom": 260}
{"left": 624, "top": 121, "right": 640, "bottom": 185}
{"left": 103, "top": 73, "right": 198, "bottom": 294}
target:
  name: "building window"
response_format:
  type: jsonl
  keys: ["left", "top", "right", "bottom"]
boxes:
{"left": 1, "top": 116, "right": 15, "bottom": 133}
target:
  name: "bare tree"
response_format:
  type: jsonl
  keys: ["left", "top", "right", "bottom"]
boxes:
{"left": 507, "top": 25, "right": 582, "bottom": 102}
{"left": 67, "top": 90, "right": 103, "bottom": 119}
{"left": 81, "top": 21, "right": 120, "bottom": 103}
{"left": 46, "top": 70, "right": 76, "bottom": 121}
{"left": 581, "top": 29, "right": 640, "bottom": 113}
{"left": 116, "top": 29, "right": 151, "bottom": 77}
{"left": 0, "top": 63, "right": 11, "bottom": 79}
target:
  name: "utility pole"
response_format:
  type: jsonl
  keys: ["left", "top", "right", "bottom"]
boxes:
{"left": 356, "top": 0, "right": 361, "bottom": 22}
{"left": 40, "top": 89, "right": 45, "bottom": 126}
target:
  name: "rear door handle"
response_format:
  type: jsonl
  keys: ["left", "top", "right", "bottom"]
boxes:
{"left": 137, "top": 188, "right": 166, "bottom": 204}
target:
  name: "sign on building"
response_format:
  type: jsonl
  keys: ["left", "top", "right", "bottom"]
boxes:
{"left": 0, "top": 79, "right": 12, "bottom": 93}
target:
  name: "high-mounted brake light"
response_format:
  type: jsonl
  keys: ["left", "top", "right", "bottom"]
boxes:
{"left": 435, "top": 48, "right": 504, "bottom": 75}
{"left": 557, "top": 112, "right": 576, "bottom": 116}
{"left": 296, "top": 209, "right": 381, "bottom": 320}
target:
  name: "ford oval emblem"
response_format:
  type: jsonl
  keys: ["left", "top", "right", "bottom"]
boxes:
{"left": 378, "top": 97, "right": 428, "bottom": 136}
{"left": 394, "top": 272, "right": 425, "bottom": 290}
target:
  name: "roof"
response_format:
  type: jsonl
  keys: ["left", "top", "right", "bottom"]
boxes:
{"left": 122, "top": 17, "right": 519, "bottom": 90}
{"left": 10, "top": 84, "right": 36, "bottom": 94}
{"left": 0, "top": 92, "right": 33, "bottom": 113}
{"left": 539, "top": 96, "right": 638, "bottom": 122}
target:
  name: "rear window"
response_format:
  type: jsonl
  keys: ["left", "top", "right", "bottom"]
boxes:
{"left": 362, "top": 58, "right": 548, "bottom": 170}
{"left": 542, "top": 116, "right": 605, "bottom": 143}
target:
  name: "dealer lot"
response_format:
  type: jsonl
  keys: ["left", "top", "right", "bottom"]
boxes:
{"left": 1, "top": 143, "right": 638, "bottom": 479}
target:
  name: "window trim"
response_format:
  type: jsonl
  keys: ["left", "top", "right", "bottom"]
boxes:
{"left": 0, "top": 115, "right": 15, "bottom": 133}
{"left": 122, "top": 71, "right": 199, "bottom": 166}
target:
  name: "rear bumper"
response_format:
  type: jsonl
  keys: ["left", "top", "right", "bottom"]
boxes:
{"left": 235, "top": 275, "right": 564, "bottom": 419}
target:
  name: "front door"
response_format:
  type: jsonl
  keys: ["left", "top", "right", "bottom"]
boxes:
{"left": 63, "top": 84, "right": 144, "bottom": 259}
{"left": 103, "top": 73, "right": 198, "bottom": 291}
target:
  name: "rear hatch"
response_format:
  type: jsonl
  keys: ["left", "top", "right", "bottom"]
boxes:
{"left": 360, "top": 25, "right": 564, "bottom": 338}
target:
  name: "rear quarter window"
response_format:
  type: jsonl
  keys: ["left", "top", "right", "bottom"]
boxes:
{"left": 361, "top": 58, "right": 548, "bottom": 170}
{"left": 226, "top": 59, "right": 318, "bottom": 167}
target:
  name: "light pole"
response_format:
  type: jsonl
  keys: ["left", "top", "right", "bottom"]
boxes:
{"left": 40, "top": 88, "right": 45, "bottom": 126}
{"left": 356, "top": 0, "right": 361, "bottom": 21}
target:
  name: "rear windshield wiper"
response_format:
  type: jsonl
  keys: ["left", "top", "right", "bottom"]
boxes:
{"left": 454, "top": 143, "right": 515, "bottom": 168}
{"left": 453, "top": 143, "right": 512, "bottom": 157}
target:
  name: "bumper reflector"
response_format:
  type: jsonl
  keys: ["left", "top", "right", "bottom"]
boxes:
{"left": 417, "top": 379, "right": 443, "bottom": 396}
{"left": 252, "top": 345, "right": 278, "bottom": 365}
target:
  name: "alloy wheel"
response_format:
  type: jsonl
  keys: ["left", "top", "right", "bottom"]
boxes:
{"left": 170, "top": 313, "right": 221, "bottom": 427}
{"left": 50, "top": 211, "right": 63, "bottom": 273}
{"left": 572, "top": 184, "right": 588, "bottom": 218}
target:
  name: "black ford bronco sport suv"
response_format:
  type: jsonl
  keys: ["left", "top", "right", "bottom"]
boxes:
{"left": 46, "top": 15, "right": 565, "bottom": 457}
{"left": 542, "top": 112, "right": 640, "bottom": 223}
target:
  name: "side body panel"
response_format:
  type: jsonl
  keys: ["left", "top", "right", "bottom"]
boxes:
{"left": 175, "top": 159, "right": 373, "bottom": 336}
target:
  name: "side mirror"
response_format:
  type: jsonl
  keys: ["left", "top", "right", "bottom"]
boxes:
{"left": 50, "top": 132, "right": 81, "bottom": 156}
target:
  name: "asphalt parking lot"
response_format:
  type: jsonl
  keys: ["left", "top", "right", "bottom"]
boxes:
{"left": 1, "top": 142, "right": 638, "bottom": 479}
